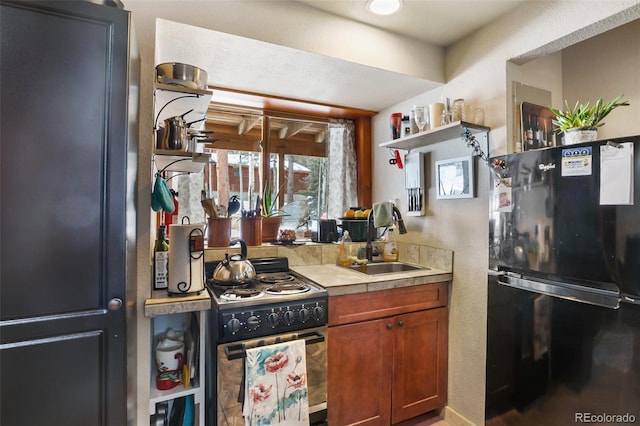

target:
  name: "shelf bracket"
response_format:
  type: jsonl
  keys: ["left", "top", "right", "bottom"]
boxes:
{"left": 154, "top": 94, "right": 201, "bottom": 130}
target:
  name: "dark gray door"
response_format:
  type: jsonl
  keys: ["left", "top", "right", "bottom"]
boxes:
{"left": 0, "top": 2, "right": 131, "bottom": 425}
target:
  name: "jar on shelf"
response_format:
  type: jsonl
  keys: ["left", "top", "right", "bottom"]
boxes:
{"left": 390, "top": 112, "right": 402, "bottom": 139}
{"left": 452, "top": 99, "right": 466, "bottom": 121}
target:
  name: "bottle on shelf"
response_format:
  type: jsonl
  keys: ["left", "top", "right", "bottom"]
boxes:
{"left": 338, "top": 230, "right": 353, "bottom": 266}
{"left": 525, "top": 113, "right": 534, "bottom": 149}
{"left": 382, "top": 227, "right": 399, "bottom": 262}
{"left": 541, "top": 118, "right": 549, "bottom": 147}
{"left": 154, "top": 225, "right": 169, "bottom": 290}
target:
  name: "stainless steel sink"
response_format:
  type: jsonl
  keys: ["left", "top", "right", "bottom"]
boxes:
{"left": 345, "top": 262, "right": 428, "bottom": 275}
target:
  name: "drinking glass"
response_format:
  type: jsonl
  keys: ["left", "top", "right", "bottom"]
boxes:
{"left": 413, "top": 105, "right": 428, "bottom": 132}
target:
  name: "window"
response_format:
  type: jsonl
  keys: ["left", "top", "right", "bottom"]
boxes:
{"left": 187, "top": 105, "right": 348, "bottom": 237}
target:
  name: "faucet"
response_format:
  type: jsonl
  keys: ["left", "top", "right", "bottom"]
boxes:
{"left": 365, "top": 205, "right": 407, "bottom": 262}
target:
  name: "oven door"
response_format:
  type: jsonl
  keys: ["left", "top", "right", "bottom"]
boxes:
{"left": 216, "top": 326, "right": 327, "bottom": 426}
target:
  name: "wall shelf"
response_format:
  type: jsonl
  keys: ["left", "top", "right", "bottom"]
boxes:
{"left": 153, "top": 151, "right": 210, "bottom": 174}
{"left": 153, "top": 84, "right": 214, "bottom": 174}
{"left": 153, "top": 84, "right": 212, "bottom": 130}
{"left": 380, "top": 120, "right": 490, "bottom": 151}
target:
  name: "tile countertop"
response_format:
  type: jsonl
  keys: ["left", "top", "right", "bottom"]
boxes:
{"left": 291, "top": 263, "right": 452, "bottom": 297}
{"left": 144, "top": 290, "right": 211, "bottom": 317}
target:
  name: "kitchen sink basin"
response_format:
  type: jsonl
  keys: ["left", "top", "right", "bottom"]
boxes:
{"left": 345, "top": 262, "right": 428, "bottom": 275}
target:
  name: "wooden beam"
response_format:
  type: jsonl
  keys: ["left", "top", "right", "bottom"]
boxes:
{"left": 279, "top": 122, "right": 311, "bottom": 139}
{"left": 238, "top": 116, "right": 261, "bottom": 135}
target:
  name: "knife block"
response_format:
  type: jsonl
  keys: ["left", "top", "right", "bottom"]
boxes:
{"left": 404, "top": 152, "right": 425, "bottom": 216}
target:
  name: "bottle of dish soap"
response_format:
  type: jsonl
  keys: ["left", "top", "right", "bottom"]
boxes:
{"left": 338, "top": 230, "right": 353, "bottom": 266}
{"left": 383, "top": 227, "right": 399, "bottom": 262}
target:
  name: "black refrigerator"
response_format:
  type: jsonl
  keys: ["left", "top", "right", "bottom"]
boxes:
{"left": 486, "top": 136, "right": 640, "bottom": 425}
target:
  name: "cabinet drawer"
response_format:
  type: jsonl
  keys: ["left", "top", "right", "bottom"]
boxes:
{"left": 329, "top": 282, "right": 448, "bottom": 325}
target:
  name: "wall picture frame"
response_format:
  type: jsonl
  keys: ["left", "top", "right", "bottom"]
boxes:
{"left": 435, "top": 156, "right": 474, "bottom": 199}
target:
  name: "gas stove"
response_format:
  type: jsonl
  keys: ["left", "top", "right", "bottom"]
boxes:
{"left": 205, "top": 257, "right": 328, "bottom": 343}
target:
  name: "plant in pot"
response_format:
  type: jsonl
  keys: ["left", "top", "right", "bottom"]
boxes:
{"left": 549, "top": 95, "right": 629, "bottom": 145}
{"left": 261, "top": 181, "right": 288, "bottom": 242}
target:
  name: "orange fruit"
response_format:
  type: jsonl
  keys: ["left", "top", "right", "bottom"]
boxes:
{"left": 344, "top": 209, "right": 355, "bottom": 218}
{"left": 362, "top": 209, "right": 371, "bottom": 217}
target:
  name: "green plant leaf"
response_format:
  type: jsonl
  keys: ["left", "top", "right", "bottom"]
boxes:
{"left": 549, "top": 95, "right": 629, "bottom": 133}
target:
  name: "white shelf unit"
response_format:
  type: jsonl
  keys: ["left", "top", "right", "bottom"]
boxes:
{"left": 145, "top": 293, "right": 210, "bottom": 426}
{"left": 153, "top": 151, "right": 210, "bottom": 174}
{"left": 379, "top": 120, "right": 489, "bottom": 151}
{"left": 153, "top": 84, "right": 213, "bottom": 174}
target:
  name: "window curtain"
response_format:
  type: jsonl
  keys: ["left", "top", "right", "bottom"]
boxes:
{"left": 327, "top": 119, "right": 358, "bottom": 219}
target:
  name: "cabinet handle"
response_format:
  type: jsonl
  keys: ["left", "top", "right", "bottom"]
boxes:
{"left": 397, "top": 320, "right": 405, "bottom": 327}
{"left": 386, "top": 323, "right": 393, "bottom": 330}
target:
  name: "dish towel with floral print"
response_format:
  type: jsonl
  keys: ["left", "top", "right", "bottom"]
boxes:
{"left": 243, "top": 339, "right": 309, "bottom": 426}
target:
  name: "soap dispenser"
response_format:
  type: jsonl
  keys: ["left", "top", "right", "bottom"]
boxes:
{"left": 338, "top": 230, "right": 353, "bottom": 266}
{"left": 382, "top": 227, "right": 399, "bottom": 262}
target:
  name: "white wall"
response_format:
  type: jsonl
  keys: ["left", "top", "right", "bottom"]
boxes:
{"left": 372, "top": 4, "right": 639, "bottom": 426}
{"left": 562, "top": 19, "right": 640, "bottom": 140}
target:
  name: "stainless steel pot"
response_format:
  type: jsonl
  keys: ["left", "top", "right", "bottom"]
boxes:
{"left": 212, "top": 239, "right": 256, "bottom": 285}
{"left": 157, "top": 109, "right": 194, "bottom": 151}
{"left": 156, "top": 63, "right": 208, "bottom": 90}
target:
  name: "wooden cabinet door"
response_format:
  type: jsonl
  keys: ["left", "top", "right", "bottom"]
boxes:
{"left": 391, "top": 308, "right": 448, "bottom": 424}
{"left": 328, "top": 318, "right": 394, "bottom": 426}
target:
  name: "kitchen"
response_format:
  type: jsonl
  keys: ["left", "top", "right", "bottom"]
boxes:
{"left": 1, "top": 1, "right": 639, "bottom": 426}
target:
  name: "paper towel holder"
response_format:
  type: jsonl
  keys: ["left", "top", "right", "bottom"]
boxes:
{"left": 168, "top": 223, "right": 206, "bottom": 296}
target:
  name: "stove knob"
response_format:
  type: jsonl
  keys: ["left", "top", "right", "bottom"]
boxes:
{"left": 227, "top": 317, "right": 241, "bottom": 334}
{"left": 267, "top": 312, "right": 279, "bottom": 327}
{"left": 313, "top": 306, "right": 325, "bottom": 320}
{"left": 283, "top": 310, "right": 295, "bottom": 325}
{"left": 247, "top": 315, "right": 260, "bottom": 330}
{"left": 299, "top": 308, "right": 310, "bottom": 323}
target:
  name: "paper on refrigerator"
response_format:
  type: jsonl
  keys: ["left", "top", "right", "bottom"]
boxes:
{"left": 600, "top": 142, "right": 634, "bottom": 205}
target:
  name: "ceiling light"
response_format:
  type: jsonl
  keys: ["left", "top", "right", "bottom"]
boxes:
{"left": 367, "top": 0, "right": 402, "bottom": 15}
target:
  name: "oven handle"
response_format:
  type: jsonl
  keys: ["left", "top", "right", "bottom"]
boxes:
{"left": 224, "top": 330, "right": 325, "bottom": 361}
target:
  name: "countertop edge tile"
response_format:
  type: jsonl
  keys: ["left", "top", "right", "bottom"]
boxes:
{"left": 144, "top": 291, "right": 212, "bottom": 317}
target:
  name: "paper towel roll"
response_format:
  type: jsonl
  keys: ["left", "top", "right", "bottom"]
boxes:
{"left": 168, "top": 223, "right": 205, "bottom": 294}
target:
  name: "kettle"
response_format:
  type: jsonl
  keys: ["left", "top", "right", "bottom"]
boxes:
{"left": 212, "top": 238, "right": 256, "bottom": 285}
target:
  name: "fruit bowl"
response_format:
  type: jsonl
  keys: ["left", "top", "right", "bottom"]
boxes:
{"left": 343, "top": 207, "right": 371, "bottom": 220}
